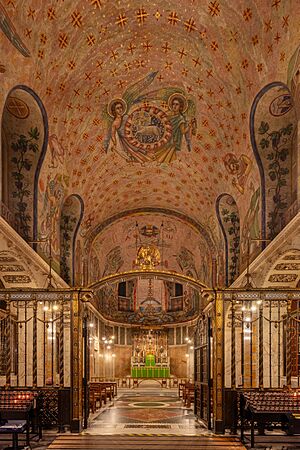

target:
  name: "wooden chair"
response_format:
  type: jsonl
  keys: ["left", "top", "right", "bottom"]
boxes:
{"left": 178, "top": 382, "right": 185, "bottom": 398}
{"left": 183, "top": 383, "right": 195, "bottom": 407}
{"left": 89, "top": 384, "right": 107, "bottom": 412}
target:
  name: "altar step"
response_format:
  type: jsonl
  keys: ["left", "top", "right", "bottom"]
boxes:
{"left": 48, "top": 434, "right": 246, "bottom": 449}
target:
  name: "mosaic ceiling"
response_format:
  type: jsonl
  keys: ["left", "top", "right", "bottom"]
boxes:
{"left": 1, "top": 0, "right": 300, "bottom": 250}
{"left": 90, "top": 214, "right": 214, "bottom": 286}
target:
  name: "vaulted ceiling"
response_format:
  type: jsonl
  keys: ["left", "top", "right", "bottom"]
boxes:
{"left": 1, "top": 0, "right": 300, "bottom": 278}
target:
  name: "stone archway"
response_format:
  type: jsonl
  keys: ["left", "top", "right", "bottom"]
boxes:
{"left": 262, "top": 248, "right": 300, "bottom": 288}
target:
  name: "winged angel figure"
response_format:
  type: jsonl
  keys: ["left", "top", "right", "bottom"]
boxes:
{"left": 103, "top": 72, "right": 197, "bottom": 164}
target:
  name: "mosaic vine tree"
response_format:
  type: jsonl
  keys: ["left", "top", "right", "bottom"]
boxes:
{"left": 258, "top": 120, "right": 293, "bottom": 239}
{"left": 216, "top": 194, "right": 240, "bottom": 286}
{"left": 60, "top": 195, "right": 84, "bottom": 285}
{"left": 11, "top": 127, "right": 39, "bottom": 239}
{"left": 1, "top": 87, "right": 47, "bottom": 243}
{"left": 250, "top": 82, "right": 297, "bottom": 243}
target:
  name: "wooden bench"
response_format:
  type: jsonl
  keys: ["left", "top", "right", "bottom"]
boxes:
{"left": 98, "top": 382, "right": 115, "bottom": 401}
{"left": 0, "top": 390, "right": 42, "bottom": 447}
{"left": 89, "top": 382, "right": 117, "bottom": 413}
{"left": 183, "top": 383, "right": 195, "bottom": 407}
{"left": 178, "top": 382, "right": 185, "bottom": 398}
{"left": 0, "top": 419, "right": 28, "bottom": 450}
{"left": 240, "top": 390, "right": 300, "bottom": 448}
{"left": 89, "top": 384, "right": 107, "bottom": 413}
{"left": 105, "top": 381, "right": 117, "bottom": 397}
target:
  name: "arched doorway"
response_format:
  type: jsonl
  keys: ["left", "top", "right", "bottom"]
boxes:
{"left": 82, "top": 270, "right": 213, "bottom": 433}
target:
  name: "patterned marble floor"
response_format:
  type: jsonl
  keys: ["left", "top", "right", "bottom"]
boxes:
{"left": 85, "top": 386, "right": 208, "bottom": 436}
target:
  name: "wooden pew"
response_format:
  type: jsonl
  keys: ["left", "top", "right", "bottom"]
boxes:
{"left": 178, "top": 382, "right": 185, "bottom": 398}
{"left": 0, "top": 389, "right": 42, "bottom": 447}
{"left": 183, "top": 383, "right": 195, "bottom": 407}
{"left": 240, "top": 390, "right": 300, "bottom": 448}
{"left": 89, "top": 384, "right": 107, "bottom": 413}
{"left": 98, "top": 382, "right": 114, "bottom": 401}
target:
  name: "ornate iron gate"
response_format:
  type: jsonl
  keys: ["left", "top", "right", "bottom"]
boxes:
{"left": 194, "top": 314, "right": 212, "bottom": 429}
{"left": 0, "top": 289, "right": 89, "bottom": 431}
{"left": 223, "top": 290, "right": 300, "bottom": 390}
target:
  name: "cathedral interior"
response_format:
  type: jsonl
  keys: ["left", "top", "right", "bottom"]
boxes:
{"left": 0, "top": 0, "right": 300, "bottom": 449}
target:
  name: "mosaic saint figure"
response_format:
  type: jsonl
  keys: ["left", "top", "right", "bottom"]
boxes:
{"left": 106, "top": 98, "right": 152, "bottom": 163}
{"left": 103, "top": 73, "right": 197, "bottom": 165}
{"left": 48, "top": 134, "right": 66, "bottom": 169}
{"left": 104, "top": 72, "right": 158, "bottom": 163}
{"left": 223, "top": 153, "right": 252, "bottom": 194}
{"left": 155, "top": 93, "right": 197, "bottom": 164}
{"left": 105, "top": 98, "right": 129, "bottom": 157}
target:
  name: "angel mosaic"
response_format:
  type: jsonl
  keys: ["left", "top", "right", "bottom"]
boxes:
{"left": 223, "top": 153, "right": 252, "bottom": 194}
{"left": 103, "top": 72, "right": 197, "bottom": 164}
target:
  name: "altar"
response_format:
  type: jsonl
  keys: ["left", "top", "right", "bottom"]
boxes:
{"left": 131, "top": 352, "right": 170, "bottom": 377}
{"left": 131, "top": 330, "right": 170, "bottom": 378}
{"left": 131, "top": 366, "right": 170, "bottom": 378}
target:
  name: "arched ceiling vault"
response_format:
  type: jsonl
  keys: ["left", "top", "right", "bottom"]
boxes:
{"left": 89, "top": 269, "right": 208, "bottom": 291}
{"left": 84, "top": 207, "right": 217, "bottom": 251}
{"left": 1, "top": 0, "right": 300, "bottom": 240}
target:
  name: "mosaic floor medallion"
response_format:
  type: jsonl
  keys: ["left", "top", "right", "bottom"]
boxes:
{"left": 129, "top": 401, "right": 169, "bottom": 408}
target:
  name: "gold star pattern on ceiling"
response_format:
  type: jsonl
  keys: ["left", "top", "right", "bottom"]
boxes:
{"left": 1, "top": 0, "right": 300, "bottom": 234}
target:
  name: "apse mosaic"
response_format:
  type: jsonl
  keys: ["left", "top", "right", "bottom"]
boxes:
{"left": 89, "top": 214, "right": 213, "bottom": 286}
{"left": 103, "top": 72, "right": 197, "bottom": 164}
{"left": 94, "top": 277, "right": 200, "bottom": 325}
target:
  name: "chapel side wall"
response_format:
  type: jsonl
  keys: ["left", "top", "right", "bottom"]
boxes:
{"left": 113, "top": 345, "right": 131, "bottom": 378}
{"left": 169, "top": 345, "right": 188, "bottom": 378}
{"left": 224, "top": 299, "right": 289, "bottom": 389}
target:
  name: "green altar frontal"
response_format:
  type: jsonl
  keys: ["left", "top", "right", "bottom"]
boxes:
{"left": 131, "top": 366, "right": 170, "bottom": 378}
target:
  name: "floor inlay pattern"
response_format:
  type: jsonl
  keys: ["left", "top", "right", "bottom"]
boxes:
{"left": 87, "top": 388, "right": 204, "bottom": 434}
{"left": 123, "top": 424, "right": 172, "bottom": 429}
{"left": 48, "top": 435, "right": 246, "bottom": 449}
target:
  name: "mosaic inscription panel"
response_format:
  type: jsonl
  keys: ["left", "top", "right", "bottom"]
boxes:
{"left": 3, "top": 275, "right": 31, "bottom": 283}
{"left": 268, "top": 273, "right": 298, "bottom": 283}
